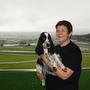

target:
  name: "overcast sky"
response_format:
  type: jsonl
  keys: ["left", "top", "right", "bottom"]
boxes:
{"left": 0, "top": 0, "right": 90, "bottom": 34}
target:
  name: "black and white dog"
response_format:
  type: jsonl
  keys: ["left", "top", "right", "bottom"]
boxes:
{"left": 35, "top": 32, "right": 66, "bottom": 86}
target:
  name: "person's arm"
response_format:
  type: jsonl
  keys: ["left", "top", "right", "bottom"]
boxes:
{"left": 40, "top": 54, "right": 48, "bottom": 64}
{"left": 53, "top": 67, "right": 74, "bottom": 80}
{"left": 40, "top": 54, "right": 74, "bottom": 80}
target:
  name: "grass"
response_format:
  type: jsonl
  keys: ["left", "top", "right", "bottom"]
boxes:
{"left": 79, "top": 70, "right": 90, "bottom": 90}
{"left": 0, "top": 52, "right": 90, "bottom": 69}
{"left": 82, "top": 53, "right": 90, "bottom": 67}
{"left": 0, "top": 71, "right": 45, "bottom": 90}
{"left": 0, "top": 53, "right": 36, "bottom": 62}
{"left": 0, "top": 43, "right": 90, "bottom": 90}
{"left": 0, "top": 53, "right": 37, "bottom": 69}
{"left": 0, "top": 46, "right": 35, "bottom": 51}
{"left": 0, "top": 70, "right": 89, "bottom": 90}
{"left": 0, "top": 44, "right": 90, "bottom": 69}
{"left": 0, "top": 62, "right": 36, "bottom": 69}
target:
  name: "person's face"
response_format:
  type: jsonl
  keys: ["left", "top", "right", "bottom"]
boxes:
{"left": 56, "top": 25, "right": 71, "bottom": 44}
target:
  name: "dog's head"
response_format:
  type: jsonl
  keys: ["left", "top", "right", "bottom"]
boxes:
{"left": 40, "top": 32, "right": 51, "bottom": 49}
{"left": 35, "top": 32, "right": 55, "bottom": 55}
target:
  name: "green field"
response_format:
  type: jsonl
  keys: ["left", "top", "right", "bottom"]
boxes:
{"left": 0, "top": 43, "right": 90, "bottom": 90}
{"left": 0, "top": 70, "right": 89, "bottom": 90}
{"left": 0, "top": 45, "right": 37, "bottom": 69}
{"left": 0, "top": 52, "right": 90, "bottom": 69}
{"left": 82, "top": 53, "right": 90, "bottom": 67}
{"left": 0, "top": 44, "right": 90, "bottom": 68}
{"left": 0, "top": 46, "right": 35, "bottom": 51}
{"left": 0, "top": 53, "right": 37, "bottom": 69}
{"left": 79, "top": 70, "right": 90, "bottom": 90}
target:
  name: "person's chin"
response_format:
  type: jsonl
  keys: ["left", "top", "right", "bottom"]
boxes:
{"left": 59, "top": 39, "right": 64, "bottom": 43}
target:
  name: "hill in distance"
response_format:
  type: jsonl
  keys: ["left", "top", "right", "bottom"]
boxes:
{"left": 0, "top": 32, "right": 90, "bottom": 42}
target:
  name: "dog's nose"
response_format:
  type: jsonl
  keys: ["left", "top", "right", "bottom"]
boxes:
{"left": 46, "top": 43, "right": 50, "bottom": 47}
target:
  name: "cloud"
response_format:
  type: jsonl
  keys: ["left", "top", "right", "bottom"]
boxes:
{"left": 0, "top": 0, "right": 90, "bottom": 34}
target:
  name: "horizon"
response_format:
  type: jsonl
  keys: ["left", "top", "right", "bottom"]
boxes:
{"left": 0, "top": 31, "right": 89, "bottom": 35}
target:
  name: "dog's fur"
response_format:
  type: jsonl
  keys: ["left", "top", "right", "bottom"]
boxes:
{"left": 35, "top": 32, "right": 55, "bottom": 56}
{"left": 35, "top": 32, "right": 66, "bottom": 86}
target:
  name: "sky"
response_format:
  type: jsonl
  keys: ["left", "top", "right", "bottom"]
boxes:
{"left": 0, "top": 0, "right": 90, "bottom": 34}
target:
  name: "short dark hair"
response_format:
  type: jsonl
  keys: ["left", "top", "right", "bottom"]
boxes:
{"left": 55, "top": 20, "right": 73, "bottom": 33}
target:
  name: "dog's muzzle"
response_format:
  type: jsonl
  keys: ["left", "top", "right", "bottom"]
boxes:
{"left": 46, "top": 43, "right": 50, "bottom": 48}
{"left": 43, "top": 42, "right": 50, "bottom": 48}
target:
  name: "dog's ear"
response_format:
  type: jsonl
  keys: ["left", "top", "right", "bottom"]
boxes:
{"left": 35, "top": 45, "right": 44, "bottom": 55}
{"left": 37, "top": 58, "right": 44, "bottom": 66}
{"left": 35, "top": 36, "right": 44, "bottom": 55}
{"left": 48, "top": 34, "right": 54, "bottom": 47}
{"left": 48, "top": 34, "right": 55, "bottom": 54}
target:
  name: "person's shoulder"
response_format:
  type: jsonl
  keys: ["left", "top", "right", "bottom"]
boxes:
{"left": 70, "top": 41, "right": 81, "bottom": 52}
{"left": 70, "top": 41, "right": 79, "bottom": 48}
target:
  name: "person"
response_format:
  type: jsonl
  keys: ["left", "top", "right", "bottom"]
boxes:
{"left": 41, "top": 20, "right": 82, "bottom": 90}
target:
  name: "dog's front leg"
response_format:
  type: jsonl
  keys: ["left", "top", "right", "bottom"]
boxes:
{"left": 53, "top": 53, "right": 66, "bottom": 70}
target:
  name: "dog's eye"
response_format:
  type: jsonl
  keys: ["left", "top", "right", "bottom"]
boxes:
{"left": 42, "top": 37, "right": 46, "bottom": 41}
{"left": 42, "top": 36, "right": 46, "bottom": 41}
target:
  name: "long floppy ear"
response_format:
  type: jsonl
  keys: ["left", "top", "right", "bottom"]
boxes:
{"left": 36, "top": 58, "right": 44, "bottom": 66}
{"left": 35, "top": 35, "right": 44, "bottom": 55}
{"left": 48, "top": 34, "right": 55, "bottom": 54}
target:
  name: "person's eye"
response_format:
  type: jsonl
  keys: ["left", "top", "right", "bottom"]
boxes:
{"left": 56, "top": 29, "right": 60, "bottom": 33}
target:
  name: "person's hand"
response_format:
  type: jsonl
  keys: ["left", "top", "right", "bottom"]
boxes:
{"left": 40, "top": 53, "right": 48, "bottom": 64}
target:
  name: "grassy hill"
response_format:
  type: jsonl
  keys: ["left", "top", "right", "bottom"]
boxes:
{"left": 72, "top": 33, "right": 90, "bottom": 43}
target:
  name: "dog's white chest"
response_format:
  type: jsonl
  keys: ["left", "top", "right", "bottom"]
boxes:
{"left": 44, "top": 49, "right": 48, "bottom": 54}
